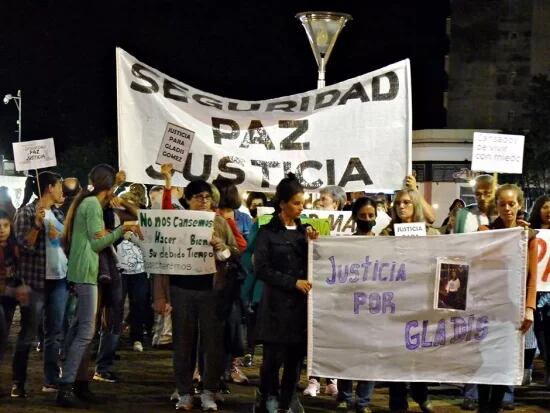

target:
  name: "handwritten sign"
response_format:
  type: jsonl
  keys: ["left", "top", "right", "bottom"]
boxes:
{"left": 535, "top": 229, "right": 550, "bottom": 292}
{"left": 138, "top": 209, "right": 215, "bottom": 275}
{"left": 394, "top": 222, "right": 427, "bottom": 237}
{"left": 471, "top": 132, "right": 524, "bottom": 174}
{"left": 156, "top": 123, "right": 195, "bottom": 172}
{"left": 308, "top": 228, "right": 526, "bottom": 385}
{"left": 12, "top": 138, "right": 57, "bottom": 171}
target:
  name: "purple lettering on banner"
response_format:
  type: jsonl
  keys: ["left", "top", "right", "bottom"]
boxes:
{"left": 354, "top": 292, "right": 367, "bottom": 314}
{"left": 378, "top": 263, "right": 389, "bottom": 281}
{"left": 450, "top": 316, "right": 467, "bottom": 344}
{"left": 433, "top": 319, "right": 446, "bottom": 346}
{"left": 382, "top": 292, "right": 396, "bottom": 314}
{"left": 349, "top": 263, "right": 360, "bottom": 283}
{"left": 421, "top": 320, "right": 433, "bottom": 348}
{"left": 396, "top": 263, "right": 407, "bottom": 281}
{"left": 372, "top": 260, "right": 379, "bottom": 281}
{"left": 361, "top": 256, "right": 372, "bottom": 281}
{"left": 475, "top": 316, "right": 489, "bottom": 340}
{"left": 466, "top": 314, "right": 475, "bottom": 341}
{"left": 389, "top": 262, "right": 396, "bottom": 281}
{"left": 368, "top": 293, "right": 381, "bottom": 314}
{"left": 326, "top": 256, "right": 337, "bottom": 285}
{"left": 405, "top": 320, "right": 420, "bottom": 350}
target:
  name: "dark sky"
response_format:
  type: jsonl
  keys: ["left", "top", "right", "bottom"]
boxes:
{"left": 0, "top": 0, "right": 449, "bottom": 164}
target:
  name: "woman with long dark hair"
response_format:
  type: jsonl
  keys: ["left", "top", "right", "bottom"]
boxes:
{"left": 253, "top": 173, "right": 318, "bottom": 413}
{"left": 57, "top": 164, "right": 140, "bottom": 409}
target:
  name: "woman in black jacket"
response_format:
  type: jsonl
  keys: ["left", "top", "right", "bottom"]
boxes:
{"left": 254, "top": 173, "right": 317, "bottom": 413}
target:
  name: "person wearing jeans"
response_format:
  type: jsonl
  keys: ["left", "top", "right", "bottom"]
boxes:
{"left": 11, "top": 172, "right": 68, "bottom": 397}
{"left": 57, "top": 164, "right": 140, "bottom": 409}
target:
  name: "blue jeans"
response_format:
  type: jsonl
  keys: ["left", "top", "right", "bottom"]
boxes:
{"left": 60, "top": 284, "right": 97, "bottom": 385}
{"left": 12, "top": 279, "right": 69, "bottom": 386}
{"left": 464, "top": 384, "right": 514, "bottom": 403}
{"left": 338, "top": 380, "right": 375, "bottom": 410}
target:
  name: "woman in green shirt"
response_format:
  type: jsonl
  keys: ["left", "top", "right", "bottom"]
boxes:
{"left": 57, "top": 164, "right": 140, "bottom": 409}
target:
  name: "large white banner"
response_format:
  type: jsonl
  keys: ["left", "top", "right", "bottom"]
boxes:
{"left": 138, "top": 209, "right": 216, "bottom": 275}
{"left": 116, "top": 48, "right": 411, "bottom": 192}
{"left": 308, "top": 228, "right": 527, "bottom": 385}
{"left": 535, "top": 229, "right": 550, "bottom": 292}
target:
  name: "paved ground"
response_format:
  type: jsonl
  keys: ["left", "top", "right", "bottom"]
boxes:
{"left": 1, "top": 323, "right": 549, "bottom": 412}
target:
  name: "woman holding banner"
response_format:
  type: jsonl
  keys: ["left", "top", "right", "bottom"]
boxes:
{"left": 333, "top": 196, "right": 378, "bottom": 413}
{"left": 254, "top": 173, "right": 318, "bottom": 413}
{"left": 385, "top": 188, "right": 437, "bottom": 413}
{"left": 476, "top": 184, "right": 537, "bottom": 412}
{"left": 530, "top": 194, "right": 550, "bottom": 387}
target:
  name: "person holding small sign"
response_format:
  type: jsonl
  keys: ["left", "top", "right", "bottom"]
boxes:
{"left": 475, "top": 184, "right": 538, "bottom": 413}
{"left": 253, "top": 173, "right": 319, "bottom": 413}
{"left": 153, "top": 178, "right": 240, "bottom": 412}
{"left": 384, "top": 187, "right": 437, "bottom": 413}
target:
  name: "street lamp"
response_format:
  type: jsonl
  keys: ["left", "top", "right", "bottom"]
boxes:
{"left": 295, "top": 11, "right": 352, "bottom": 89}
{"left": 3, "top": 90, "right": 22, "bottom": 142}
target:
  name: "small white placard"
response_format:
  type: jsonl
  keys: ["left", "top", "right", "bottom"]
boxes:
{"left": 257, "top": 206, "right": 275, "bottom": 216}
{"left": 471, "top": 132, "right": 524, "bottom": 174}
{"left": 155, "top": 123, "right": 195, "bottom": 172}
{"left": 394, "top": 222, "right": 427, "bottom": 237}
{"left": 12, "top": 138, "right": 57, "bottom": 171}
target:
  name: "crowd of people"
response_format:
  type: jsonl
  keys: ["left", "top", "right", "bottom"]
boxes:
{"left": 1, "top": 163, "right": 549, "bottom": 413}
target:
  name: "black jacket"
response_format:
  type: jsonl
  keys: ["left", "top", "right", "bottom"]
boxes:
{"left": 254, "top": 214, "right": 308, "bottom": 345}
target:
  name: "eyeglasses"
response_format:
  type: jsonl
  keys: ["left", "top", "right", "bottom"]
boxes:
{"left": 191, "top": 194, "right": 212, "bottom": 201}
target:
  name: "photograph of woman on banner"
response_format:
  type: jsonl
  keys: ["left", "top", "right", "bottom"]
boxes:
{"left": 384, "top": 187, "right": 437, "bottom": 413}
{"left": 253, "top": 173, "right": 318, "bottom": 413}
{"left": 436, "top": 264, "right": 469, "bottom": 311}
{"left": 332, "top": 196, "right": 378, "bottom": 413}
{"left": 476, "top": 183, "right": 538, "bottom": 413}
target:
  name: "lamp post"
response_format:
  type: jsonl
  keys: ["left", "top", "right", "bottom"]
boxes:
{"left": 295, "top": 11, "right": 352, "bottom": 89}
{"left": 3, "top": 90, "right": 22, "bottom": 142}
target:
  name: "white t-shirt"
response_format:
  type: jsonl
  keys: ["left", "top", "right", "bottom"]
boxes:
{"left": 43, "top": 209, "right": 68, "bottom": 280}
{"left": 446, "top": 278, "right": 460, "bottom": 293}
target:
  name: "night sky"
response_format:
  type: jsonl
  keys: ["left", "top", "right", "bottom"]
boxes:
{"left": 0, "top": 0, "right": 449, "bottom": 173}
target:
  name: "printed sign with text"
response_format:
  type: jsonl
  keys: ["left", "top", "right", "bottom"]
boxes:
{"left": 12, "top": 138, "right": 57, "bottom": 171}
{"left": 394, "top": 222, "right": 427, "bottom": 237}
{"left": 156, "top": 123, "right": 195, "bottom": 172}
{"left": 471, "top": 132, "right": 524, "bottom": 174}
{"left": 535, "top": 229, "right": 550, "bottom": 292}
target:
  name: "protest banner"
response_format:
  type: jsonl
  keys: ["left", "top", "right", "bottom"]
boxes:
{"left": 156, "top": 122, "right": 195, "bottom": 172}
{"left": 471, "top": 132, "right": 524, "bottom": 174}
{"left": 308, "top": 228, "right": 526, "bottom": 385}
{"left": 535, "top": 229, "right": 550, "bottom": 292}
{"left": 394, "top": 222, "right": 427, "bottom": 237}
{"left": 12, "top": 138, "right": 57, "bottom": 171}
{"left": 138, "top": 209, "right": 216, "bottom": 275}
{"left": 257, "top": 214, "right": 331, "bottom": 236}
{"left": 117, "top": 48, "right": 412, "bottom": 192}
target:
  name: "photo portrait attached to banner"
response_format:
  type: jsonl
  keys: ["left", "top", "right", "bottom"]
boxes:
{"left": 434, "top": 257, "right": 470, "bottom": 312}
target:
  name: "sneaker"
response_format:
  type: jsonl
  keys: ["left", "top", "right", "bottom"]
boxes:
{"left": 325, "top": 381, "right": 338, "bottom": 397}
{"left": 419, "top": 401, "right": 434, "bottom": 413}
{"left": 56, "top": 385, "right": 89, "bottom": 409}
{"left": 42, "top": 384, "right": 59, "bottom": 393}
{"left": 93, "top": 371, "right": 118, "bottom": 383}
{"left": 10, "top": 383, "right": 27, "bottom": 398}
{"left": 230, "top": 366, "right": 249, "bottom": 384}
{"left": 357, "top": 408, "right": 372, "bottom": 413}
{"left": 303, "top": 378, "right": 320, "bottom": 397}
{"left": 336, "top": 401, "right": 350, "bottom": 411}
{"left": 175, "top": 393, "right": 193, "bottom": 411}
{"left": 218, "top": 380, "right": 230, "bottom": 394}
{"left": 200, "top": 390, "right": 218, "bottom": 411}
{"left": 170, "top": 389, "right": 180, "bottom": 401}
{"left": 243, "top": 353, "right": 253, "bottom": 367}
{"left": 266, "top": 395, "right": 279, "bottom": 413}
{"left": 289, "top": 394, "right": 305, "bottom": 413}
{"left": 133, "top": 341, "right": 144, "bottom": 352}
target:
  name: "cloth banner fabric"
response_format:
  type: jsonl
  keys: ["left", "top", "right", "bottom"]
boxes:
{"left": 308, "top": 228, "right": 527, "bottom": 385}
{"left": 138, "top": 209, "right": 216, "bottom": 275}
{"left": 116, "top": 48, "right": 412, "bottom": 192}
{"left": 535, "top": 229, "right": 550, "bottom": 292}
